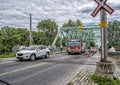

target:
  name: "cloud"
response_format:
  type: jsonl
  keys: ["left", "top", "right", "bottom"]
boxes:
{"left": 0, "top": 0, "right": 119, "bottom": 30}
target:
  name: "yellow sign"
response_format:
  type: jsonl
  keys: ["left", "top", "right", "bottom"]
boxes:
{"left": 78, "top": 25, "right": 83, "bottom": 29}
{"left": 98, "top": 22, "right": 107, "bottom": 27}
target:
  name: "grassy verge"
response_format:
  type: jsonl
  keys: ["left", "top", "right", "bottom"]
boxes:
{"left": 109, "top": 56, "right": 120, "bottom": 62}
{"left": 0, "top": 52, "right": 15, "bottom": 58}
{"left": 66, "top": 82, "right": 74, "bottom": 85}
{"left": 90, "top": 74, "right": 120, "bottom": 85}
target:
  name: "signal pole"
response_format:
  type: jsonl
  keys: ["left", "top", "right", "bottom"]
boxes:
{"left": 100, "top": 9, "right": 107, "bottom": 62}
{"left": 91, "top": 0, "right": 115, "bottom": 78}
{"left": 29, "top": 13, "right": 32, "bottom": 46}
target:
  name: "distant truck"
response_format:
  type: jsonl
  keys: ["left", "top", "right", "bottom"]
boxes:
{"left": 66, "top": 39, "right": 86, "bottom": 54}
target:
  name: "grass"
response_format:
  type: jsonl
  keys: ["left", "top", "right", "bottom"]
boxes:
{"left": 90, "top": 74, "right": 120, "bottom": 85}
{"left": 109, "top": 56, "right": 120, "bottom": 62}
{"left": 0, "top": 52, "right": 16, "bottom": 58}
{"left": 67, "top": 82, "right": 74, "bottom": 85}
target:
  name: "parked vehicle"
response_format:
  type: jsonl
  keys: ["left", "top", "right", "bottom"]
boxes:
{"left": 16, "top": 45, "right": 50, "bottom": 61}
{"left": 66, "top": 39, "right": 86, "bottom": 54}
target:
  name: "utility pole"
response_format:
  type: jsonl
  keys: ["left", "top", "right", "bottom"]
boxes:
{"left": 29, "top": 13, "right": 32, "bottom": 46}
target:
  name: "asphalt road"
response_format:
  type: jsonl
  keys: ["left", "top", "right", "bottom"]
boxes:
{"left": 0, "top": 53, "right": 99, "bottom": 85}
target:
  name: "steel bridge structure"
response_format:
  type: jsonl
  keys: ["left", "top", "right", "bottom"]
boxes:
{"left": 52, "top": 26, "right": 100, "bottom": 48}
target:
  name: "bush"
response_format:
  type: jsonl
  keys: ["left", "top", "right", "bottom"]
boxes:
{"left": 107, "top": 43, "right": 112, "bottom": 49}
{"left": 90, "top": 75, "right": 120, "bottom": 85}
{"left": 0, "top": 52, "right": 15, "bottom": 58}
{"left": 90, "top": 41, "right": 96, "bottom": 47}
{"left": 67, "top": 82, "right": 74, "bottom": 85}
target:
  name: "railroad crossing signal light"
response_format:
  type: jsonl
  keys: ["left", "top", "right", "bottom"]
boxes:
{"left": 78, "top": 25, "right": 83, "bottom": 29}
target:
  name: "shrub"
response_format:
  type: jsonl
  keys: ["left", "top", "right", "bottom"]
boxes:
{"left": 90, "top": 74, "right": 120, "bottom": 85}
{"left": 67, "top": 82, "right": 74, "bottom": 85}
{"left": 0, "top": 52, "right": 15, "bottom": 58}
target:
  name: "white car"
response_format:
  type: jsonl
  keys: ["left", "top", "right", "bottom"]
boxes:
{"left": 16, "top": 45, "right": 50, "bottom": 61}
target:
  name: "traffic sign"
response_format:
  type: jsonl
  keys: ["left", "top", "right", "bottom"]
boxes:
{"left": 91, "top": 0, "right": 114, "bottom": 17}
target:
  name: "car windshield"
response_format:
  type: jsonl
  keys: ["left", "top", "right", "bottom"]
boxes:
{"left": 25, "top": 46, "right": 38, "bottom": 50}
{"left": 68, "top": 42, "right": 80, "bottom": 47}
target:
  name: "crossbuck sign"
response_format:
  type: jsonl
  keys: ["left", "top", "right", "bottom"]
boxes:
{"left": 91, "top": 0, "right": 114, "bottom": 17}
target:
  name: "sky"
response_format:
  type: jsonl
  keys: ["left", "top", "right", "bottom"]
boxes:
{"left": 0, "top": 0, "right": 120, "bottom": 30}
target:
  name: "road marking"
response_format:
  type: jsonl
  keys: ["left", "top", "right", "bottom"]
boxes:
{"left": 0, "top": 63, "right": 46, "bottom": 76}
{"left": 10, "top": 64, "right": 62, "bottom": 83}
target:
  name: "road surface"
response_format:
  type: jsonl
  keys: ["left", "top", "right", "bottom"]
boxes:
{"left": 0, "top": 53, "right": 99, "bottom": 85}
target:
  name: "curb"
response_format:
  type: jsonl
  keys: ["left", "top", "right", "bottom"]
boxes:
{"left": 55, "top": 51, "right": 66, "bottom": 54}
{"left": 69, "top": 65, "right": 97, "bottom": 85}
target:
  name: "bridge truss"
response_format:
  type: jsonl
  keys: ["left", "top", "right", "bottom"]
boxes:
{"left": 52, "top": 26, "right": 100, "bottom": 48}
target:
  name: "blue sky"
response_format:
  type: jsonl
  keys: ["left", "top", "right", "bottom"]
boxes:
{"left": 0, "top": 0, "right": 120, "bottom": 30}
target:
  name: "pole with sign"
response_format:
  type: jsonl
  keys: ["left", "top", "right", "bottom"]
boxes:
{"left": 91, "top": 0, "right": 114, "bottom": 62}
{"left": 91, "top": 0, "right": 115, "bottom": 77}
{"left": 100, "top": 9, "right": 107, "bottom": 62}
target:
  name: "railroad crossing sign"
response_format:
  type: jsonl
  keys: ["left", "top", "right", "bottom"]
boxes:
{"left": 91, "top": 0, "right": 114, "bottom": 62}
{"left": 91, "top": 0, "right": 114, "bottom": 17}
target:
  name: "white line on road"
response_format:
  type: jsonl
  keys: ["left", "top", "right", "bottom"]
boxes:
{"left": 10, "top": 64, "right": 62, "bottom": 83}
{"left": 0, "top": 63, "right": 46, "bottom": 76}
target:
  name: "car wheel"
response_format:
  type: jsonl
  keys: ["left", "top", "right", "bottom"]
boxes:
{"left": 19, "top": 59, "right": 23, "bottom": 61}
{"left": 45, "top": 52, "right": 49, "bottom": 58}
{"left": 68, "top": 52, "right": 71, "bottom": 55}
{"left": 30, "top": 54, "right": 36, "bottom": 61}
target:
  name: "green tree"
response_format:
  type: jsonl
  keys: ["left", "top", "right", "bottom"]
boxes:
{"left": 63, "top": 19, "right": 75, "bottom": 27}
{"left": 107, "top": 20, "right": 120, "bottom": 49}
{"left": 0, "top": 26, "right": 30, "bottom": 53}
{"left": 0, "top": 26, "right": 54, "bottom": 53}
{"left": 62, "top": 19, "right": 82, "bottom": 27}
{"left": 37, "top": 19, "right": 58, "bottom": 45}
{"left": 32, "top": 31, "right": 48, "bottom": 45}
{"left": 75, "top": 19, "right": 82, "bottom": 27}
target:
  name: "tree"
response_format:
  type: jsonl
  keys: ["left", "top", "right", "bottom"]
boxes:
{"left": 0, "top": 25, "right": 57, "bottom": 53}
{"left": 75, "top": 19, "right": 82, "bottom": 27}
{"left": 32, "top": 31, "right": 48, "bottom": 45}
{"left": 0, "top": 26, "right": 30, "bottom": 53}
{"left": 63, "top": 19, "right": 75, "bottom": 27}
{"left": 37, "top": 19, "right": 58, "bottom": 45}
{"left": 107, "top": 20, "right": 120, "bottom": 49}
{"left": 62, "top": 19, "right": 82, "bottom": 27}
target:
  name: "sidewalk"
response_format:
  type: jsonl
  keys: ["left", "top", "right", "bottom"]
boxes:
{"left": 67, "top": 53, "right": 120, "bottom": 85}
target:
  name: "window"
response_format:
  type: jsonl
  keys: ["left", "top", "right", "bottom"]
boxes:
{"left": 68, "top": 42, "right": 81, "bottom": 47}
{"left": 41, "top": 46, "right": 46, "bottom": 50}
{"left": 38, "top": 46, "right": 42, "bottom": 50}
